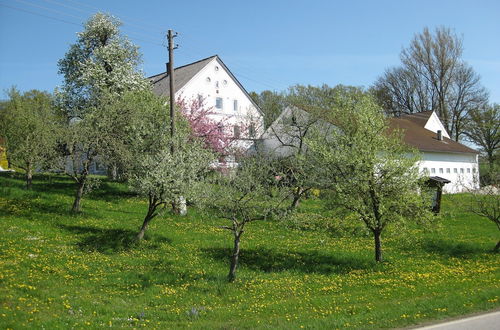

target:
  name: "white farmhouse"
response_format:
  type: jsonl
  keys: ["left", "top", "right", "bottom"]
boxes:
{"left": 257, "top": 107, "right": 479, "bottom": 193}
{"left": 148, "top": 55, "right": 264, "bottom": 153}
{"left": 389, "top": 111, "right": 479, "bottom": 193}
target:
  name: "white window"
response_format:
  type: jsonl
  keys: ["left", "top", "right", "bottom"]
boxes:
{"left": 446, "top": 168, "right": 450, "bottom": 174}
{"left": 233, "top": 100, "right": 238, "bottom": 112}
{"left": 215, "top": 97, "right": 223, "bottom": 110}
{"left": 454, "top": 168, "right": 458, "bottom": 173}
{"left": 460, "top": 168, "right": 464, "bottom": 174}
{"left": 423, "top": 168, "right": 429, "bottom": 175}
{"left": 467, "top": 168, "right": 471, "bottom": 173}
{"left": 439, "top": 168, "right": 443, "bottom": 174}
{"left": 431, "top": 168, "right": 436, "bottom": 174}
{"left": 473, "top": 168, "right": 476, "bottom": 173}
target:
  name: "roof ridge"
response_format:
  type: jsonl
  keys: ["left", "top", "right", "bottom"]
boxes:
{"left": 147, "top": 55, "right": 218, "bottom": 79}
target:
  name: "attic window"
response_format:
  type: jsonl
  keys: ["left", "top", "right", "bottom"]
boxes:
{"left": 223, "top": 80, "right": 228, "bottom": 86}
{"left": 206, "top": 77, "right": 211, "bottom": 83}
{"left": 215, "top": 65, "right": 219, "bottom": 71}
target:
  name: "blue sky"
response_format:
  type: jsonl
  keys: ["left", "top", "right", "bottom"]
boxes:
{"left": 0, "top": 0, "right": 499, "bottom": 103}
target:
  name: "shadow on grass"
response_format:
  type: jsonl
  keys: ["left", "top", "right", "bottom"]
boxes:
{"left": 419, "top": 238, "right": 485, "bottom": 258}
{"left": 88, "top": 182, "right": 138, "bottom": 202}
{"left": 58, "top": 224, "right": 171, "bottom": 254}
{"left": 202, "top": 247, "right": 375, "bottom": 275}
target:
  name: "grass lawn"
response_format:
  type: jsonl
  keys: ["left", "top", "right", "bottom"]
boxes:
{"left": 0, "top": 173, "right": 498, "bottom": 329}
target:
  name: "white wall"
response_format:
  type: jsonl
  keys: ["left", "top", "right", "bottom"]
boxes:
{"left": 424, "top": 112, "right": 450, "bottom": 138}
{"left": 176, "top": 58, "right": 264, "bottom": 148}
{"left": 418, "top": 152, "right": 479, "bottom": 193}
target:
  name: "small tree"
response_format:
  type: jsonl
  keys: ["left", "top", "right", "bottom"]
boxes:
{"left": 203, "top": 155, "right": 287, "bottom": 282}
{"left": 468, "top": 171, "right": 500, "bottom": 252}
{"left": 465, "top": 104, "right": 499, "bottom": 172}
{"left": 0, "top": 88, "right": 59, "bottom": 189}
{"left": 307, "top": 90, "right": 432, "bottom": 262}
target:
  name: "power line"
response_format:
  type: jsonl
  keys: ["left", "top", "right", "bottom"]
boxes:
{"left": 11, "top": 0, "right": 164, "bottom": 46}
{"left": 0, "top": 2, "right": 81, "bottom": 26}
{"left": 0, "top": 1, "right": 164, "bottom": 48}
{"left": 2, "top": 0, "right": 288, "bottom": 91}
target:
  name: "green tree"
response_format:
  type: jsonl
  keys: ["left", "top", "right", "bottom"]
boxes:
{"left": 0, "top": 88, "right": 59, "bottom": 189}
{"left": 57, "top": 13, "right": 148, "bottom": 212}
{"left": 465, "top": 104, "right": 500, "bottom": 172}
{"left": 249, "top": 90, "right": 286, "bottom": 129}
{"left": 203, "top": 155, "right": 287, "bottom": 282}
{"left": 119, "top": 90, "right": 213, "bottom": 240}
{"left": 307, "top": 90, "right": 432, "bottom": 262}
{"left": 264, "top": 85, "right": 363, "bottom": 210}
{"left": 468, "top": 170, "right": 500, "bottom": 252}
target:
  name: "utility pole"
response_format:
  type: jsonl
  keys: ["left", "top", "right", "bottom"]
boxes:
{"left": 167, "top": 29, "right": 178, "bottom": 153}
{"left": 167, "top": 29, "right": 186, "bottom": 215}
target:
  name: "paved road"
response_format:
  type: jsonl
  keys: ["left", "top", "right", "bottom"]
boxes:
{"left": 415, "top": 310, "right": 500, "bottom": 330}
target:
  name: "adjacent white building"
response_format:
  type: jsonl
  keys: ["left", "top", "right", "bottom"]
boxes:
{"left": 257, "top": 107, "right": 479, "bottom": 193}
{"left": 389, "top": 111, "right": 479, "bottom": 193}
{"left": 149, "top": 55, "right": 264, "bottom": 153}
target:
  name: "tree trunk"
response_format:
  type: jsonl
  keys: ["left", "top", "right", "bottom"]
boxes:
{"left": 109, "top": 164, "right": 118, "bottom": 181}
{"left": 228, "top": 231, "right": 242, "bottom": 282}
{"left": 374, "top": 229, "right": 383, "bottom": 262}
{"left": 26, "top": 163, "right": 33, "bottom": 190}
{"left": 137, "top": 196, "right": 159, "bottom": 240}
{"left": 290, "top": 187, "right": 303, "bottom": 210}
{"left": 137, "top": 212, "right": 153, "bottom": 240}
{"left": 494, "top": 240, "right": 500, "bottom": 253}
{"left": 71, "top": 180, "right": 85, "bottom": 213}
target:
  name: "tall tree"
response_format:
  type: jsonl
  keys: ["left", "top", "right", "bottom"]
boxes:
{"left": 373, "top": 27, "right": 488, "bottom": 141}
{"left": 121, "top": 91, "right": 213, "bottom": 240}
{"left": 0, "top": 88, "right": 59, "bottom": 189}
{"left": 57, "top": 13, "right": 148, "bottom": 212}
{"left": 307, "top": 89, "right": 433, "bottom": 262}
{"left": 465, "top": 103, "right": 500, "bottom": 171}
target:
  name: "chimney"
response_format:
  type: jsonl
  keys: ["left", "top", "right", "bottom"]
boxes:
{"left": 437, "top": 130, "right": 443, "bottom": 141}
{"left": 166, "top": 62, "right": 170, "bottom": 74}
